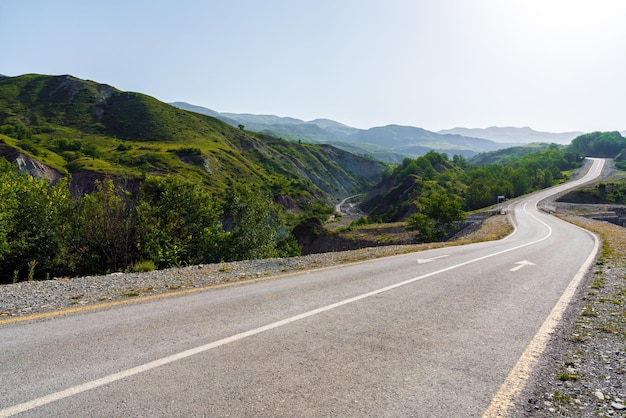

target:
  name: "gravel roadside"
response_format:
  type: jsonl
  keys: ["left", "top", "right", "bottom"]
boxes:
{"left": 510, "top": 213, "right": 626, "bottom": 417}
{"left": 0, "top": 245, "right": 429, "bottom": 319}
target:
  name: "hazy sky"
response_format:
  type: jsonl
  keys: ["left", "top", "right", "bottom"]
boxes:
{"left": 2, "top": 1, "right": 625, "bottom": 133}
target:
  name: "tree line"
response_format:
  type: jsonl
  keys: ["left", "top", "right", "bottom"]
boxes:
{"left": 0, "top": 159, "right": 299, "bottom": 284}
{"left": 568, "top": 131, "right": 626, "bottom": 159}
{"left": 363, "top": 147, "right": 583, "bottom": 240}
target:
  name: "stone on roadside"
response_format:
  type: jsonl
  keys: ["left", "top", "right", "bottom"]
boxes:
{"left": 611, "top": 402, "right": 625, "bottom": 410}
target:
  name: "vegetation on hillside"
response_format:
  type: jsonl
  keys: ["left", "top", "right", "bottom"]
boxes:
{"left": 558, "top": 173, "right": 626, "bottom": 205}
{"left": 0, "top": 159, "right": 298, "bottom": 283}
{"left": 468, "top": 142, "right": 560, "bottom": 165}
{"left": 361, "top": 148, "right": 584, "bottom": 240}
{"left": 0, "top": 73, "right": 388, "bottom": 282}
{"left": 0, "top": 74, "right": 384, "bottom": 203}
{"left": 568, "top": 131, "right": 626, "bottom": 159}
{"left": 1, "top": 73, "right": 623, "bottom": 282}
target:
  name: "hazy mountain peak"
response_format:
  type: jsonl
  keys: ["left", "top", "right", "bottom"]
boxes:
{"left": 438, "top": 126, "right": 582, "bottom": 144}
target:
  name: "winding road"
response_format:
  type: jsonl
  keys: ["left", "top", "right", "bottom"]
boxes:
{"left": 0, "top": 158, "right": 605, "bottom": 417}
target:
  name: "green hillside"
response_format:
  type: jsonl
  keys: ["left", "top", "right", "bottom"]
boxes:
{"left": 0, "top": 74, "right": 384, "bottom": 202}
{"left": 568, "top": 131, "right": 626, "bottom": 159}
{"left": 0, "top": 74, "right": 387, "bottom": 281}
{"left": 469, "top": 143, "right": 562, "bottom": 165}
{"left": 361, "top": 148, "right": 584, "bottom": 228}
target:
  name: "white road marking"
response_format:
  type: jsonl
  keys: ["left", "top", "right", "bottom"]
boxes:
{"left": 509, "top": 260, "right": 536, "bottom": 272}
{"left": 0, "top": 229, "right": 553, "bottom": 417}
{"left": 416, "top": 255, "right": 449, "bottom": 264}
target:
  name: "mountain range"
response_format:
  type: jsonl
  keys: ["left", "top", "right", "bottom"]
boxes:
{"left": 171, "top": 102, "right": 586, "bottom": 162}
{"left": 438, "top": 126, "right": 582, "bottom": 144}
{"left": 0, "top": 74, "right": 385, "bottom": 207}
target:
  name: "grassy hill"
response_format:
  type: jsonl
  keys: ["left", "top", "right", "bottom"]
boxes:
{"left": 0, "top": 74, "right": 385, "bottom": 205}
{"left": 468, "top": 143, "right": 558, "bottom": 165}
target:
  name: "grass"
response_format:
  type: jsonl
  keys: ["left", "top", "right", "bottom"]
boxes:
{"left": 590, "top": 277, "right": 605, "bottom": 289}
{"left": 553, "top": 391, "right": 572, "bottom": 403}
{"left": 580, "top": 305, "right": 598, "bottom": 317}
{"left": 2, "top": 74, "right": 385, "bottom": 206}
{"left": 121, "top": 291, "right": 140, "bottom": 298}
{"left": 456, "top": 214, "right": 514, "bottom": 243}
{"left": 132, "top": 260, "right": 156, "bottom": 273}
{"left": 331, "top": 213, "right": 514, "bottom": 249}
{"left": 557, "top": 371, "right": 581, "bottom": 382}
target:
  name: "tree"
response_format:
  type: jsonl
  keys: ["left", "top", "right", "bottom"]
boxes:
{"left": 405, "top": 213, "right": 437, "bottom": 241}
{"left": 220, "top": 184, "right": 282, "bottom": 261}
{"left": 136, "top": 175, "right": 223, "bottom": 268}
{"left": 406, "top": 190, "right": 465, "bottom": 241}
{"left": 71, "top": 179, "right": 136, "bottom": 274}
{"left": 466, "top": 177, "right": 493, "bottom": 210}
{"left": 569, "top": 131, "right": 626, "bottom": 158}
{"left": 0, "top": 160, "right": 71, "bottom": 282}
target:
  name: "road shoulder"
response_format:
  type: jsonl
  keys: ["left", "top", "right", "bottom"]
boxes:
{"left": 510, "top": 214, "right": 626, "bottom": 417}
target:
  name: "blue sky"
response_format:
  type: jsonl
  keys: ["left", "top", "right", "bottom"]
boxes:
{"left": 2, "top": 0, "right": 625, "bottom": 133}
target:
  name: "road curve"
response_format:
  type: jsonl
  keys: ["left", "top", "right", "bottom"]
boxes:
{"left": 0, "top": 159, "right": 605, "bottom": 417}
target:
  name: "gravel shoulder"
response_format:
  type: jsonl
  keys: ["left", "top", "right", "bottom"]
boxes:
{"left": 0, "top": 215, "right": 511, "bottom": 319}
{"left": 510, "top": 212, "right": 626, "bottom": 417}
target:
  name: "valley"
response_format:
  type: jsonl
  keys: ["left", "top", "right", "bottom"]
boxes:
{"left": 1, "top": 73, "right": 625, "bottom": 283}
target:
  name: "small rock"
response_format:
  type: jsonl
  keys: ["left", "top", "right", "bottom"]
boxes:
{"left": 595, "top": 391, "right": 605, "bottom": 401}
{"left": 611, "top": 402, "right": 626, "bottom": 410}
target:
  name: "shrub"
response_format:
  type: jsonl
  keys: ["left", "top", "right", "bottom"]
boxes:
{"left": 132, "top": 260, "right": 156, "bottom": 272}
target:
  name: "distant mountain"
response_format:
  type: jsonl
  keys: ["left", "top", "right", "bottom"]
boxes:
{"left": 344, "top": 125, "right": 508, "bottom": 157}
{"left": 438, "top": 126, "right": 582, "bottom": 145}
{"left": 172, "top": 103, "right": 512, "bottom": 161}
{"left": 171, "top": 102, "right": 358, "bottom": 142}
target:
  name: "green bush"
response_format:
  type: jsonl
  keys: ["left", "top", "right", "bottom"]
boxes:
{"left": 132, "top": 260, "right": 156, "bottom": 272}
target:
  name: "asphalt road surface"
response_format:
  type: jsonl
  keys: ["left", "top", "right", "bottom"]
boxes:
{"left": 0, "top": 158, "right": 605, "bottom": 417}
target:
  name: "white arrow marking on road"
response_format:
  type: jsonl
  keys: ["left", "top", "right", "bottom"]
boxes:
{"left": 417, "top": 255, "right": 449, "bottom": 264}
{"left": 509, "top": 260, "right": 536, "bottom": 272}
